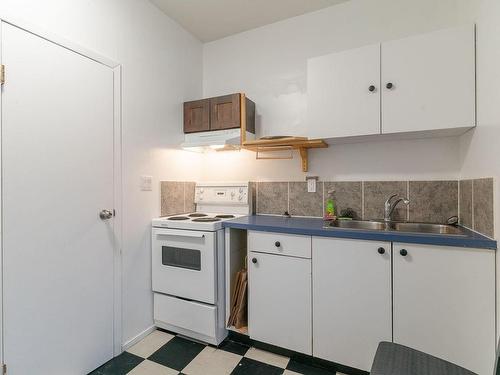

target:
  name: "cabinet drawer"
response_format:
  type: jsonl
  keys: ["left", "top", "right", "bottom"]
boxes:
{"left": 248, "top": 231, "right": 311, "bottom": 258}
{"left": 154, "top": 293, "right": 216, "bottom": 338}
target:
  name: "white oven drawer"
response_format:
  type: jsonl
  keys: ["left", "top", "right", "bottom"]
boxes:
{"left": 154, "top": 293, "right": 217, "bottom": 338}
{"left": 248, "top": 231, "right": 311, "bottom": 259}
{"left": 152, "top": 228, "right": 217, "bottom": 304}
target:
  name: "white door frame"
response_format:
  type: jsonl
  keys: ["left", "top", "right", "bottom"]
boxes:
{"left": 0, "top": 16, "right": 123, "bottom": 364}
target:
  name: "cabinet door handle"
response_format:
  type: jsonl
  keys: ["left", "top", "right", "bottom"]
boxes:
{"left": 378, "top": 247, "right": 385, "bottom": 254}
{"left": 275, "top": 241, "right": 281, "bottom": 248}
{"left": 386, "top": 82, "right": 394, "bottom": 89}
{"left": 252, "top": 257, "right": 258, "bottom": 264}
{"left": 368, "top": 85, "right": 376, "bottom": 92}
{"left": 400, "top": 249, "right": 408, "bottom": 256}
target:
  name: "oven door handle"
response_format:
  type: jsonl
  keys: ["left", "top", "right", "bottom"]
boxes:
{"left": 155, "top": 229, "right": 205, "bottom": 238}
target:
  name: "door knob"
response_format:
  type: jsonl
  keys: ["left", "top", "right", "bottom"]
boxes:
{"left": 275, "top": 241, "right": 281, "bottom": 248}
{"left": 386, "top": 82, "right": 394, "bottom": 89}
{"left": 400, "top": 249, "right": 408, "bottom": 256}
{"left": 252, "top": 258, "right": 257, "bottom": 264}
{"left": 378, "top": 247, "right": 385, "bottom": 254}
{"left": 99, "top": 209, "right": 114, "bottom": 220}
{"left": 368, "top": 85, "right": 376, "bottom": 92}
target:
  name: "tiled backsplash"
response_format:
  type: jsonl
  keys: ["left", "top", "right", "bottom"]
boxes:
{"left": 459, "top": 178, "right": 494, "bottom": 238}
{"left": 160, "top": 181, "right": 195, "bottom": 216}
{"left": 255, "top": 179, "right": 494, "bottom": 238}
{"left": 160, "top": 178, "right": 495, "bottom": 238}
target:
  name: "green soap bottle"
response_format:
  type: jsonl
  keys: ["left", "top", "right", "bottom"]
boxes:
{"left": 325, "top": 189, "right": 335, "bottom": 219}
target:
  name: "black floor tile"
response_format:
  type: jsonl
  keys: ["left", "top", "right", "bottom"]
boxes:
{"left": 88, "top": 352, "right": 144, "bottom": 375}
{"left": 286, "top": 359, "right": 336, "bottom": 375}
{"left": 219, "top": 339, "right": 251, "bottom": 356}
{"left": 231, "top": 357, "right": 284, "bottom": 375}
{"left": 148, "top": 336, "right": 206, "bottom": 371}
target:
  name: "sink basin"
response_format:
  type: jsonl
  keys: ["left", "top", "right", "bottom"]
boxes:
{"left": 326, "top": 220, "right": 466, "bottom": 236}
{"left": 330, "top": 220, "right": 389, "bottom": 231}
{"left": 391, "top": 222, "right": 466, "bottom": 236}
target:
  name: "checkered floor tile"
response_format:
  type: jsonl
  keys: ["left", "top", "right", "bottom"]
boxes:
{"left": 88, "top": 329, "right": 344, "bottom": 375}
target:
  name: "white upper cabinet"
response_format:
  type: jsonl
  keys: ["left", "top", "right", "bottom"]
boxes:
{"left": 307, "top": 44, "right": 381, "bottom": 138}
{"left": 306, "top": 25, "right": 475, "bottom": 140}
{"left": 381, "top": 25, "right": 476, "bottom": 134}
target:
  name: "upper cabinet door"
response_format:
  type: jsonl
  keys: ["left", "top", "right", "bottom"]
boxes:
{"left": 184, "top": 99, "right": 210, "bottom": 133}
{"left": 381, "top": 25, "right": 475, "bottom": 134}
{"left": 210, "top": 94, "right": 241, "bottom": 130}
{"left": 307, "top": 44, "right": 381, "bottom": 138}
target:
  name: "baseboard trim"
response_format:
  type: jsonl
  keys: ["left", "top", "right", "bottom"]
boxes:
{"left": 121, "top": 325, "right": 156, "bottom": 352}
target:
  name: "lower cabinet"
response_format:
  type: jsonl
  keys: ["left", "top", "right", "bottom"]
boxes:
{"left": 245, "top": 231, "right": 495, "bottom": 374}
{"left": 393, "top": 243, "right": 495, "bottom": 375}
{"left": 248, "top": 251, "right": 312, "bottom": 355}
{"left": 312, "top": 237, "right": 392, "bottom": 371}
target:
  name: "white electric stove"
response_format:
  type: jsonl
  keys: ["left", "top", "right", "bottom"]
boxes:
{"left": 151, "top": 182, "right": 251, "bottom": 345}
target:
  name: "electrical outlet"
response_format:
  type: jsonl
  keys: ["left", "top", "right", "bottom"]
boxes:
{"left": 140, "top": 175, "right": 153, "bottom": 191}
{"left": 307, "top": 178, "right": 316, "bottom": 193}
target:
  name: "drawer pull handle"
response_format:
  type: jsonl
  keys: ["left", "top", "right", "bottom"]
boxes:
{"left": 400, "top": 249, "right": 408, "bottom": 256}
{"left": 378, "top": 247, "right": 385, "bottom": 255}
{"left": 252, "top": 258, "right": 258, "bottom": 264}
{"left": 275, "top": 241, "right": 281, "bottom": 248}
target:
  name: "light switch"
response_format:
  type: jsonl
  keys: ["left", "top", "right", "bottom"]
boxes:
{"left": 140, "top": 175, "right": 153, "bottom": 191}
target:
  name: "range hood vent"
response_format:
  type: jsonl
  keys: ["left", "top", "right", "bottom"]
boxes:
{"left": 181, "top": 128, "right": 255, "bottom": 151}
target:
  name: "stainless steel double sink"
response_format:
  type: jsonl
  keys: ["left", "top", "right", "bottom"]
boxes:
{"left": 325, "top": 219, "right": 466, "bottom": 236}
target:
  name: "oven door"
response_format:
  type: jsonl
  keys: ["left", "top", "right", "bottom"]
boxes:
{"left": 152, "top": 228, "right": 217, "bottom": 304}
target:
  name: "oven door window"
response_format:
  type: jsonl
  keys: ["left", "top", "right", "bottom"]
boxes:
{"left": 162, "top": 246, "right": 201, "bottom": 271}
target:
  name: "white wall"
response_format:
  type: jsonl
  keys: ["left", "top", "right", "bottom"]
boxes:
{"left": 0, "top": 0, "right": 203, "bottom": 346}
{"left": 455, "top": 0, "right": 500, "bottom": 339}
{"left": 202, "top": 0, "right": 469, "bottom": 182}
{"left": 457, "top": 0, "right": 500, "bottom": 238}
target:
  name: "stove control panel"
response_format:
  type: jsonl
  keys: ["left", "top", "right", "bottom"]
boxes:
{"left": 195, "top": 185, "right": 249, "bottom": 204}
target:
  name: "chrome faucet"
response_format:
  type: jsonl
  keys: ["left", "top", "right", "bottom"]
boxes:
{"left": 384, "top": 194, "right": 410, "bottom": 222}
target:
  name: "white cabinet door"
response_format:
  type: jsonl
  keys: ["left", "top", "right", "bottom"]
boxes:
{"left": 381, "top": 25, "right": 475, "bottom": 134}
{"left": 312, "top": 238, "right": 392, "bottom": 371}
{"left": 307, "top": 44, "right": 381, "bottom": 138}
{"left": 248, "top": 251, "right": 312, "bottom": 354}
{"left": 393, "top": 243, "right": 495, "bottom": 375}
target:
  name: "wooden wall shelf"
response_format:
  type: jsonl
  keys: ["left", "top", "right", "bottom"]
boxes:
{"left": 242, "top": 137, "right": 328, "bottom": 172}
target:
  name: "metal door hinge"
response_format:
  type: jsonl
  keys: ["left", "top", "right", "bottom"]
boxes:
{"left": 0, "top": 65, "right": 5, "bottom": 85}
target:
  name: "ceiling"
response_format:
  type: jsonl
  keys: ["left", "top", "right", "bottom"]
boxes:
{"left": 150, "top": 0, "right": 349, "bottom": 42}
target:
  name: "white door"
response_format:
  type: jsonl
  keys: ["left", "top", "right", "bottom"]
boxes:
{"left": 1, "top": 22, "right": 116, "bottom": 375}
{"left": 381, "top": 25, "right": 475, "bottom": 134}
{"left": 312, "top": 238, "right": 392, "bottom": 371}
{"left": 248, "top": 251, "right": 312, "bottom": 355}
{"left": 307, "top": 43, "right": 380, "bottom": 138}
{"left": 393, "top": 243, "right": 495, "bottom": 375}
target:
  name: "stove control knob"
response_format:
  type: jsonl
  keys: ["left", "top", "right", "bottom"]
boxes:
{"left": 238, "top": 195, "right": 243, "bottom": 201}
